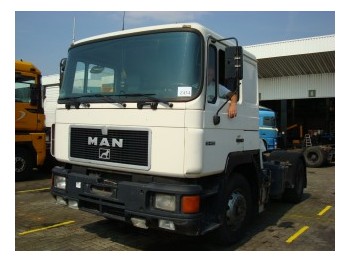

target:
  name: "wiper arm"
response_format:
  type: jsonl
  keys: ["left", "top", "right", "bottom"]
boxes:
{"left": 58, "top": 97, "right": 82, "bottom": 109}
{"left": 86, "top": 94, "right": 126, "bottom": 108}
{"left": 136, "top": 96, "right": 173, "bottom": 109}
{"left": 117, "top": 93, "right": 173, "bottom": 109}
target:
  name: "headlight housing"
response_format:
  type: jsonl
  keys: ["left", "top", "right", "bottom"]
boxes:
{"left": 53, "top": 175, "right": 66, "bottom": 190}
{"left": 154, "top": 193, "right": 176, "bottom": 212}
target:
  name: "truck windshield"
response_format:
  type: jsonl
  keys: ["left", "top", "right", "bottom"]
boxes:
{"left": 15, "top": 75, "right": 35, "bottom": 103}
{"left": 262, "top": 116, "right": 276, "bottom": 127}
{"left": 59, "top": 31, "right": 203, "bottom": 104}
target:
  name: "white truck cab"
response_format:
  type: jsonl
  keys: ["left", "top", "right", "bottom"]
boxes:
{"left": 51, "top": 23, "right": 306, "bottom": 245}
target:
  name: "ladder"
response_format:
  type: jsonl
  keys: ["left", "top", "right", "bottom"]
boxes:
{"left": 304, "top": 134, "right": 312, "bottom": 147}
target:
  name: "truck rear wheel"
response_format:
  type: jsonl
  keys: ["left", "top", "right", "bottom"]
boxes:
{"left": 215, "top": 173, "right": 252, "bottom": 245}
{"left": 268, "top": 150, "right": 306, "bottom": 203}
{"left": 303, "top": 146, "right": 326, "bottom": 168}
{"left": 15, "top": 147, "right": 34, "bottom": 181}
{"left": 282, "top": 156, "right": 306, "bottom": 203}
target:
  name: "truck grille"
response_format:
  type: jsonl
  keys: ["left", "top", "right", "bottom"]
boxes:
{"left": 70, "top": 127, "right": 149, "bottom": 168}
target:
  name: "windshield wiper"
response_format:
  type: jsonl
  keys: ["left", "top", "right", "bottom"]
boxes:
{"left": 58, "top": 97, "right": 82, "bottom": 109}
{"left": 59, "top": 93, "right": 173, "bottom": 110}
{"left": 85, "top": 94, "right": 127, "bottom": 108}
{"left": 59, "top": 94, "right": 126, "bottom": 109}
{"left": 121, "top": 93, "right": 173, "bottom": 109}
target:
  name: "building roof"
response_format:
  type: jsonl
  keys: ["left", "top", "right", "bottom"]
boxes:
{"left": 245, "top": 35, "right": 335, "bottom": 78}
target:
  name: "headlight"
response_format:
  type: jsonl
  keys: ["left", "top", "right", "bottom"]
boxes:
{"left": 54, "top": 175, "right": 66, "bottom": 190}
{"left": 154, "top": 193, "right": 176, "bottom": 212}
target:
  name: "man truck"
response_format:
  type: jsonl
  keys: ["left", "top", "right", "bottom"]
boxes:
{"left": 15, "top": 60, "right": 46, "bottom": 180}
{"left": 51, "top": 23, "right": 307, "bottom": 245}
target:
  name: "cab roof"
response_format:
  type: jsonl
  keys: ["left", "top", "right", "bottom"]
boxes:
{"left": 15, "top": 60, "right": 41, "bottom": 75}
{"left": 71, "top": 23, "right": 256, "bottom": 60}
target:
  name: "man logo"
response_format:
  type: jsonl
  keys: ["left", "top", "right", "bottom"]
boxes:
{"left": 88, "top": 137, "right": 123, "bottom": 148}
{"left": 99, "top": 148, "right": 110, "bottom": 160}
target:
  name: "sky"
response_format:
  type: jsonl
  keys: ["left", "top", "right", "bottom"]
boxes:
{"left": 14, "top": 11, "right": 335, "bottom": 76}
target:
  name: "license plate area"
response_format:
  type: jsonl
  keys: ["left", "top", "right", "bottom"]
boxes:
{"left": 90, "top": 185, "right": 114, "bottom": 197}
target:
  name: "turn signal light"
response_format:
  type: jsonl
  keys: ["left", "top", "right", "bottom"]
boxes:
{"left": 181, "top": 195, "right": 200, "bottom": 214}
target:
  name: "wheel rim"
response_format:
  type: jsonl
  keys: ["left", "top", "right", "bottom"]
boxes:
{"left": 226, "top": 191, "right": 247, "bottom": 231}
{"left": 15, "top": 156, "right": 26, "bottom": 173}
{"left": 307, "top": 152, "right": 318, "bottom": 163}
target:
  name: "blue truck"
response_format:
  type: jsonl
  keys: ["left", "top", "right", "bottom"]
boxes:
{"left": 259, "top": 106, "right": 278, "bottom": 151}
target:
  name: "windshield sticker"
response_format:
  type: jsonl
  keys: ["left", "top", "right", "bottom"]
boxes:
{"left": 177, "top": 86, "right": 192, "bottom": 97}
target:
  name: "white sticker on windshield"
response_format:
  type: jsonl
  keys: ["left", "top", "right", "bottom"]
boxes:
{"left": 177, "top": 86, "right": 192, "bottom": 97}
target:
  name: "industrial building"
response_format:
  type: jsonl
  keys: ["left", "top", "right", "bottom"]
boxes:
{"left": 43, "top": 34, "right": 335, "bottom": 148}
{"left": 245, "top": 35, "right": 335, "bottom": 148}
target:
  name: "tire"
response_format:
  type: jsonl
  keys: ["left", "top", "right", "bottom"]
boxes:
{"left": 15, "top": 147, "right": 34, "bottom": 181}
{"left": 268, "top": 150, "right": 306, "bottom": 203}
{"left": 215, "top": 173, "right": 252, "bottom": 245}
{"left": 303, "top": 146, "right": 326, "bottom": 168}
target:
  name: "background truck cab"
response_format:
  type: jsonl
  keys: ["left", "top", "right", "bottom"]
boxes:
{"left": 15, "top": 60, "right": 46, "bottom": 180}
{"left": 259, "top": 106, "right": 278, "bottom": 151}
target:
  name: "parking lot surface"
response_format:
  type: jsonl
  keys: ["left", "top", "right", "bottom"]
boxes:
{"left": 15, "top": 165, "right": 335, "bottom": 251}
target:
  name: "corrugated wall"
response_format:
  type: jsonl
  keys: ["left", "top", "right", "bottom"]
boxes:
{"left": 259, "top": 73, "right": 335, "bottom": 100}
{"left": 246, "top": 35, "right": 335, "bottom": 59}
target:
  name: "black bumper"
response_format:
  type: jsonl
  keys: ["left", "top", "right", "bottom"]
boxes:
{"left": 51, "top": 166, "right": 220, "bottom": 236}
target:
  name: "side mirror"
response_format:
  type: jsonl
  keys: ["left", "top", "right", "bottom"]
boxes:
{"left": 225, "top": 46, "right": 243, "bottom": 90}
{"left": 59, "top": 58, "right": 67, "bottom": 89}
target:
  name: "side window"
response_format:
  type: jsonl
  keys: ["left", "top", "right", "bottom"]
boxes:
{"left": 15, "top": 76, "right": 34, "bottom": 103}
{"left": 207, "top": 45, "right": 217, "bottom": 103}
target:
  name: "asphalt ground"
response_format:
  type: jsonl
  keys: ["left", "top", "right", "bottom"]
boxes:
{"left": 14, "top": 165, "right": 335, "bottom": 252}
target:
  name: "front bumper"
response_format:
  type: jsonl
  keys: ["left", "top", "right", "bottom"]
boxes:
{"left": 51, "top": 166, "right": 220, "bottom": 236}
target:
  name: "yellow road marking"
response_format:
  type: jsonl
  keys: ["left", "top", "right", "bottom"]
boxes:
{"left": 284, "top": 214, "right": 334, "bottom": 222}
{"left": 16, "top": 187, "right": 50, "bottom": 193}
{"left": 286, "top": 226, "right": 309, "bottom": 244}
{"left": 318, "top": 205, "right": 332, "bottom": 216}
{"left": 285, "top": 204, "right": 333, "bottom": 244}
{"left": 18, "top": 220, "right": 75, "bottom": 236}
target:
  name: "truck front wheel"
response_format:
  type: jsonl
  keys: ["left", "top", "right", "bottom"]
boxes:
{"left": 15, "top": 147, "right": 34, "bottom": 181}
{"left": 216, "top": 173, "right": 252, "bottom": 245}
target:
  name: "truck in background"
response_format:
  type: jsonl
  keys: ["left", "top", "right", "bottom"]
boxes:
{"left": 50, "top": 23, "right": 306, "bottom": 245}
{"left": 259, "top": 106, "right": 278, "bottom": 151}
{"left": 286, "top": 123, "right": 335, "bottom": 168}
{"left": 42, "top": 75, "right": 60, "bottom": 156}
{"left": 15, "top": 60, "right": 46, "bottom": 180}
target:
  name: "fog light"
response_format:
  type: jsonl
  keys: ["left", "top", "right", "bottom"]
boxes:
{"left": 54, "top": 175, "right": 66, "bottom": 190}
{"left": 56, "top": 196, "right": 67, "bottom": 205}
{"left": 159, "top": 219, "right": 175, "bottom": 230}
{"left": 131, "top": 217, "right": 148, "bottom": 229}
{"left": 68, "top": 200, "right": 78, "bottom": 209}
{"left": 154, "top": 193, "right": 176, "bottom": 211}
